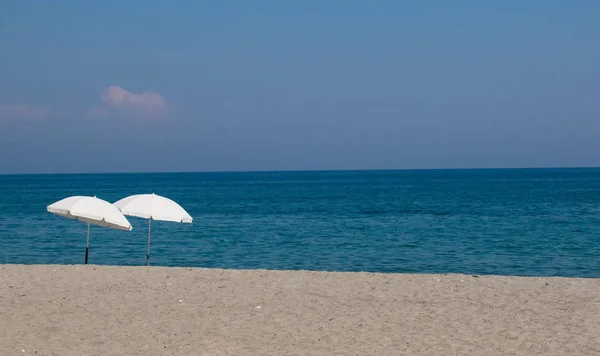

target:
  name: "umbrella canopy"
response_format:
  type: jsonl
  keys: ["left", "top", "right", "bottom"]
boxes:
{"left": 113, "top": 193, "right": 192, "bottom": 266}
{"left": 47, "top": 196, "right": 132, "bottom": 264}
{"left": 114, "top": 193, "right": 193, "bottom": 223}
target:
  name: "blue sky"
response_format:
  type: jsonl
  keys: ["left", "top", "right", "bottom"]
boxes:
{"left": 1, "top": 1, "right": 599, "bottom": 174}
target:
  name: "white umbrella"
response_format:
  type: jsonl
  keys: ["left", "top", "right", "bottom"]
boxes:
{"left": 47, "top": 196, "right": 132, "bottom": 264}
{"left": 113, "top": 193, "right": 192, "bottom": 266}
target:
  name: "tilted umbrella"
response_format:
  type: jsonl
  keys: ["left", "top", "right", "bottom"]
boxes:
{"left": 47, "top": 196, "right": 132, "bottom": 264}
{"left": 113, "top": 193, "right": 192, "bottom": 266}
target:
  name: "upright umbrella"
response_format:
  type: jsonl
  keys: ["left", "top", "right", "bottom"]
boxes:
{"left": 47, "top": 196, "right": 132, "bottom": 264}
{"left": 113, "top": 193, "right": 192, "bottom": 266}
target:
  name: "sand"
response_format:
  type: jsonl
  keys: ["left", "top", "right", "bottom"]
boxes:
{"left": 0, "top": 265, "right": 599, "bottom": 356}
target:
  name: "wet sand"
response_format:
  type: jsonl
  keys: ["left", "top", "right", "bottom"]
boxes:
{"left": 1, "top": 264, "right": 599, "bottom": 355}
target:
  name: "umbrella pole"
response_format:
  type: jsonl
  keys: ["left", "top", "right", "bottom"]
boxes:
{"left": 147, "top": 219, "right": 152, "bottom": 266}
{"left": 85, "top": 223, "right": 90, "bottom": 264}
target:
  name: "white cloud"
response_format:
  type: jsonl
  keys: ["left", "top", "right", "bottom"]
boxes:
{"left": 100, "top": 86, "right": 166, "bottom": 117}
{"left": 84, "top": 107, "right": 109, "bottom": 120}
{"left": 2, "top": 86, "right": 167, "bottom": 122}
{"left": 0, "top": 103, "right": 50, "bottom": 119}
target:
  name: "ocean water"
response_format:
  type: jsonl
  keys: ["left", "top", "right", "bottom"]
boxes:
{"left": 1, "top": 169, "right": 599, "bottom": 277}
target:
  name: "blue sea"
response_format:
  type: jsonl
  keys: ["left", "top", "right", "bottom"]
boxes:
{"left": 1, "top": 169, "right": 599, "bottom": 277}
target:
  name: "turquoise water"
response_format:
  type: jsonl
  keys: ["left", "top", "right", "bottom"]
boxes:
{"left": 1, "top": 169, "right": 599, "bottom": 277}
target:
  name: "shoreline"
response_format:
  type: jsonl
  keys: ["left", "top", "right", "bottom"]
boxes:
{"left": 2, "top": 264, "right": 599, "bottom": 355}
{"left": 2, "top": 263, "right": 597, "bottom": 279}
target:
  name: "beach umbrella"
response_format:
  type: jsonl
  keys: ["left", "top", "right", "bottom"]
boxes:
{"left": 47, "top": 196, "right": 132, "bottom": 264}
{"left": 113, "top": 193, "right": 192, "bottom": 266}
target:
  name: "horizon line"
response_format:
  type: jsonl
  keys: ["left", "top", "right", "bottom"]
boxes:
{"left": 1, "top": 165, "right": 599, "bottom": 176}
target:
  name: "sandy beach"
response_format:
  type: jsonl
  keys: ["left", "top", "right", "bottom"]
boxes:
{"left": 1, "top": 265, "right": 598, "bottom": 356}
